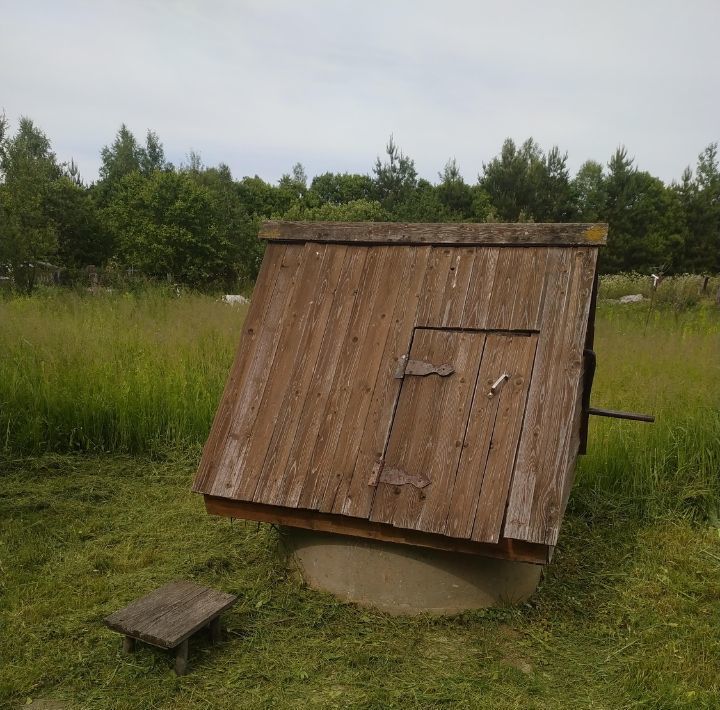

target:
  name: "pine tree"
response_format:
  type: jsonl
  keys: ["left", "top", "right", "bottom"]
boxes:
{"left": 437, "top": 158, "right": 473, "bottom": 219}
{"left": 372, "top": 135, "right": 417, "bottom": 213}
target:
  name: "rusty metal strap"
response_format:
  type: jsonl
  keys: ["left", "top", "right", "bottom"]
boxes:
{"left": 394, "top": 356, "right": 454, "bottom": 379}
{"left": 379, "top": 467, "right": 430, "bottom": 489}
{"left": 368, "top": 461, "right": 430, "bottom": 489}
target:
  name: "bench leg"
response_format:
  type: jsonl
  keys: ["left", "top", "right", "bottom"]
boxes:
{"left": 209, "top": 616, "right": 222, "bottom": 644}
{"left": 175, "top": 639, "right": 189, "bottom": 676}
{"left": 122, "top": 636, "right": 136, "bottom": 653}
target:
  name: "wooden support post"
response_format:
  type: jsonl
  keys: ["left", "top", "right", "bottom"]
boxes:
{"left": 122, "top": 636, "right": 135, "bottom": 653}
{"left": 209, "top": 616, "right": 222, "bottom": 644}
{"left": 174, "top": 639, "right": 189, "bottom": 676}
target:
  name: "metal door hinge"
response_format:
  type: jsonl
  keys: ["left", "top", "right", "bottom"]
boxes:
{"left": 394, "top": 354, "right": 454, "bottom": 379}
{"left": 368, "top": 460, "right": 431, "bottom": 488}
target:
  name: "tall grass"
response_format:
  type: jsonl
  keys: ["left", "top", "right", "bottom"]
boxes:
{"left": 575, "top": 300, "right": 720, "bottom": 518}
{"left": 0, "top": 287, "right": 245, "bottom": 454}
{"left": 1, "top": 280, "right": 718, "bottom": 519}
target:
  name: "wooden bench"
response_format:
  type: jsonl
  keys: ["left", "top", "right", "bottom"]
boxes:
{"left": 104, "top": 580, "right": 237, "bottom": 675}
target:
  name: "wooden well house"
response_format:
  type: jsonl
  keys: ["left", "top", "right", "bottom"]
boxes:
{"left": 193, "top": 221, "right": 608, "bottom": 565}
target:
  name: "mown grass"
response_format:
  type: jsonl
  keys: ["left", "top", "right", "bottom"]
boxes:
{"left": 1, "top": 280, "right": 719, "bottom": 708}
{"left": 1, "top": 454, "right": 719, "bottom": 709}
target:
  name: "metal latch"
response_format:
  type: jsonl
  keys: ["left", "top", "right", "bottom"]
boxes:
{"left": 394, "top": 355, "right": 454, "bottom": 379}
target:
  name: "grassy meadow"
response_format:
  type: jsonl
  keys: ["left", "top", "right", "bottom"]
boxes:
{"left": 1, "top": 277, "right": 719, "bottom": 708}
{"left": 0, "top": 288, "right": 247, "bottom": 455}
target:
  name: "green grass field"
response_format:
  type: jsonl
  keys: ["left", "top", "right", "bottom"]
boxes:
{"left": 1, "top": 281, "right": 719, "bottom": 708}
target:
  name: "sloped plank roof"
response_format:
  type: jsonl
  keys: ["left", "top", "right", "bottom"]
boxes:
{"left": 194, "top": 222, "right": 604, "bottom": 548}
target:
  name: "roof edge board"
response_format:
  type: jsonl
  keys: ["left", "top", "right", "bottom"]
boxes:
{"left": 204, "top": 495, "right": 550, "bottom": 564}
{"left": 260, "top": 221, "right": 608, "bottom": 246}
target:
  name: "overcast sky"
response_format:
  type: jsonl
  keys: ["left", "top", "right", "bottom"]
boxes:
{"left": 1, "top": 0, "right": 717, "bottom": 185}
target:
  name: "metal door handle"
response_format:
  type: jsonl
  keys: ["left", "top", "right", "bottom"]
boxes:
{"left": 488, "top": 373, "right": 509, "bottom": 397}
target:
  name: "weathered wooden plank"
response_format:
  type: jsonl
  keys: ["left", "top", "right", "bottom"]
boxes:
{"left": 207, "top": 245, "right": 305, "bottom": 497}
{"left": 460, "top": 247, "right": 499, "bottom": 330}
{"left": 485, "top": 248, "right": 549, "bottom": 331}
{"left": 367, "top": 249, "right": 458, "bottom": 522}
{"left": 369, "top": 330, "right": 485, "bottom": 531}
{"left": 205, "top": 495, "right": 550, "bottom": 564}
{"left": 520, "top": 248, "right": 597, "bottom": 544}
{"left": 106, "top": 580, "right": 201, "bottom": 636}
{"left": 316, "top": 247, "right": 411, "bottom": 512}
{"left": 104, "top": 581, "right": 236, "bottom": 649}
{"left": 297, "top": 247, "right": 388, "bottom": 509}
{"left": 502, "top": 249, "right": 574, "bottom": 538}
{"left": 234, "top": 243, "right": 328, "bottom": 500}
{"left": 414, "top": 332, "right": 488, "bottom": 534}
{"left": 260, "top": 221, "right": 608, "bottom": 246}
{"left": 554, "top": 357, "right": 589, "bottom": 549}
{"left": 337, "top": 246, "right": 432, "bottom": 518}
{"left": 140, "top": 590, "right": 233, "bottom": 648}
{"left": 329, "top": 247, "right": 428, "bottom": 516}
{"left": 253, "top": 244, "right": 348, "bottom": 505}
{"left": 368, "top": 329, "right": 444, "bottom": 525}
{"left": 275, "top": 247, "right": 368, "bottom": 509}
{"left": 485, "top": 249, "right": 521, "bottom": 330}
{"left": 471, "top": 334, "right": 538, "bottom": 543}
{"left": 510, "top": 248, "right": 550, "bottom": 330}
{"left": 503, "top": 248, "right": 597, "bottom": 544}
{"left": 369, "top": 246, "right": 480, "bottom": 525}
{"left": 193, "top": 244, "right": 286, "bottom": 493}
{"left": 443, "top": 334, "right": 509, "bottom": 539}
{"left": 423, "top": 247, "right": 477, "bottom": 327}
{"left": 559, "top": 371, "right": 585, "bottom": 517}
{"left": 460, "top": 243, "right": 550, "bottom": 333}
{"left": 414, "top": 247, "right": 457, "bottom": 325}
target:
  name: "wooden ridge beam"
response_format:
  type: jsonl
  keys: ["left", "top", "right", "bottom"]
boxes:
{"left": 260, "top": 221, "right": 608, "bottom": 246}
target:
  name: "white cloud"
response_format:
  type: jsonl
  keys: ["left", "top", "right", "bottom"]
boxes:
{"left": 1, "top": 0, "right": 717, "bottom": 184}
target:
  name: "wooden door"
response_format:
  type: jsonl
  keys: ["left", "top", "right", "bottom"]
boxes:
{"left": 370, "top": 328, "right": 537, "bottom": 541}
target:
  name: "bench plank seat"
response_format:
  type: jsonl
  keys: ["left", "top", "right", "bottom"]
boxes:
{"left": 104, "top": 580, "right": 236, "bottom": 650}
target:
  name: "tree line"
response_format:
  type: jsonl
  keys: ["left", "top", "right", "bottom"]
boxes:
{"left": 1, "top": 114, "right": 718, "bottom": 292}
